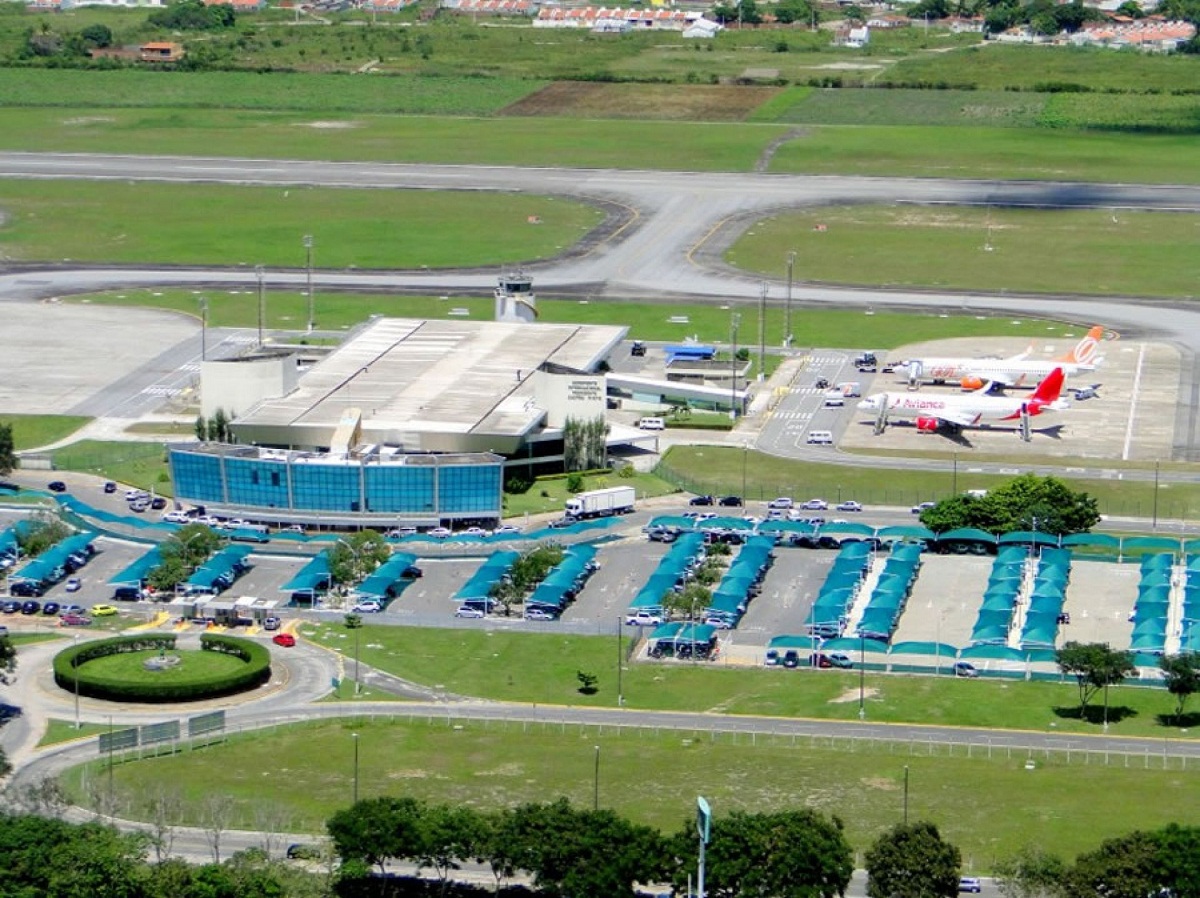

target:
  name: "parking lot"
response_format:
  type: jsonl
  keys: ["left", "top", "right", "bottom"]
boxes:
{"left": 0, "top": 500, "right": 1175, "bottom": 670}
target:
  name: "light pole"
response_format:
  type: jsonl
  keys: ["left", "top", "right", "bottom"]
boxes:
{"left": 593, "top": 744, "right": 600, "bottom": 810}
{"left": 1153, "top": 460, "right": 1160, "bottom": 529}
{"left": 303, "top": 234, "right": 315, "bottom": 333}
{"left": 198, "top": 295, "right": 209, "bottom": 361}
{"left": 730, "top": 312, "right": 741, "bottom": 421}
{"left": 858, "top": 631, "right": 866, "bottom": 720}
{"left": 903, "top": 765, "right": 909, "bottom": 825}
{"left": 952, "top": 452, "right": 958, "bottom": 496}
{"left": 73, "top": 633, "right": 81, "bottom": 729}
{"left": 741, "top": 442, "right": 748, "bottom": 501}
{"left": 757, "top": 280, "right": 767, "bottom": 383}
{"left": 785, "top": 251, "right": 795, "bottom": 348}
{"left": 616, "top": 616, "right": 624, "bottom": 707}
{"left": 255, "top": 264, "right": 266, "bottom": 348}
{"left": 352, "top": 732, "right": 360, "bottom": 804}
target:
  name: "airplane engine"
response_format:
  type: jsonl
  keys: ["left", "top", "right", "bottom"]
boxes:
{"left": 915, "top": 417, "right": 940, "bottom": 432}
{"left": 960, "top": 376, "right": 985, "bottom": 391}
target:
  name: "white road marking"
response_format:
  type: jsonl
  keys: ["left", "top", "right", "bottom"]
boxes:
{"left": 1120, "top": 342, "right": 1146, "bottom": 461}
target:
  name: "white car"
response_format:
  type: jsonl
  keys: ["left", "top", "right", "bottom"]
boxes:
{"left": 800, "top": 499, "right": 828, "bottom": 511}
{"left": 493, "top": 525, "right": 522, "bottom": 537}
{"left": 455, "top": 606, "right": 486, "bottom": 618}
{"left": 525, "top": 609, "right": 557, "bottom": 621}
{"left": 463, "top": 527, "right": 491, "bottom": 537}
{"left": 767, "top": 497, "right": 794, "bottom": 510}
{"left": 625, "top": 610, "right": 663, "bottom": 627}
{"left": 161, "top": 511, "right": 190, "bottom": 524}
{"left": 64, "top": 577, "right": 82, "bottom": 592}
{"left": 352, "top": 602, "right": 383, "bottom": 614}
{"left": 428, "top": 527, "right": 452, "bottom": 539}
{"left": 912, "top": 501, "right": 937, "bottom": 514}
{"left": 125, "top": 489, "right": 149, "bottom": 502}
{"left": 386, "top": 527, "right": 417, "bottom": 538}
{"left": 835, "top": 501, "right": 863, "bottom": 513}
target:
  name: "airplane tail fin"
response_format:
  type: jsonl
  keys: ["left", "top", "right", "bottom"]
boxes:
{"left": 1031, "top": 367, "right": 1065, "bottom": 404}
{"left": 1058, "top": 326, "right": 1104, "bottom": 365}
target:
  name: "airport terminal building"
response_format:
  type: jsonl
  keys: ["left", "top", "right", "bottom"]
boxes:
{"left": 168, "top": 315, "right": 628, "bottom": 528}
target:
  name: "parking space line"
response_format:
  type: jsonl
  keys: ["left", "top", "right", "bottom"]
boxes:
{"left": 1121, "top": 342, "right": 1146, "bottom": 461}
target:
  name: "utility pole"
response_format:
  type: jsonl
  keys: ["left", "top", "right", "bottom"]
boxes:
{"left": 198, "top": 295, "right": 209, "bottom": 361}
{"left": 785, "top": 251, "right": 795, "bottom": 348}
{"left": 757, "top": 281, "right": 767, "bottom": 383}
{"left": 303, "top": 234, "right": 315, "bottom": 333}
{"left": 730, "top": 312, "right": 741, "bottom": 421}
{"left": 255, "top": 264, "right": 265, "bottom": 348}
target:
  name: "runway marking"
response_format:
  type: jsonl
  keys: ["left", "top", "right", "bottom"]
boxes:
{"left": 1121, "top": 342, "right": 1146, "bottom": 461}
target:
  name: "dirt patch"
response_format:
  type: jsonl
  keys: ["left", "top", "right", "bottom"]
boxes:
{"left": 861, "top": 776, "right": 899, "bottom": 790}
{"left": 473, "top": 762, "right": 524, "bottom": 777}
{"left": 387, "top": 769, "right": 432, "bottom": 778}
{"left": 814, "top": 62, "right": 886, "bottom": 70}
{"left": 829, "top": 686, "right": 879, "bottom": 703}
{"left": 62, "top": 116, "right": 116, "bottom": 126}
{"left": 499, "top": 82, "right": 781, "bottom": 122}
{"left": 299, "top": 120, "right": 362, "bottom": 130}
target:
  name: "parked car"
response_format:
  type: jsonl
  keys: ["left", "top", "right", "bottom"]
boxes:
{"left": 689, "top": 495, "right": 714, "bottom": 506}
{"left": 59, "top": 603, "right": 85, "bottom": 615}
{"left": 463, "top": 527, "right": 490, "bottom": 537}
{"left": 811, "top": 652, "right": 854, "bottom": 669}
{"left": 625, "top": 610, "right": 663, "bottom": 627}
{"left": 262, "top": 616, "right": 281, "bottom": 631}
{"left": 958, "top": 878, "right": 982, "bottom": 894}
{"left": 352, "top": 601, "right": 383, "bottom": 614}
{"left": 1, "top": 600, "right": 21, "bottom": 614}
{"left": 103, "top": 481, "right": 118, "bottom": 494}
{"left": 10, "top": 581, "right": 43, "bottom": 598}
{"left": 547, "top": 518, "right": 574, "bottom": 529}
{"left": 47, "top": 480, "right": 67, "bottom": 493}
{"left": 493, "top": 525, "right": 522, "bottom": 537}
{"left": 455, "top": 606, "right": 486, "bottom": 619}
{"left": 835, "top": 501, "right": 863, "bottom": 512}
{"left": 385, "top": 526, "right": 417, "bottom": 538}
{"left": 64, "top": 576, "right": 82, "bottom": 592}
{"left": 21, "top": 601, "right": 41, "bottom": 615}
{"left": 128, "top": 500, "right": 149, "bottom": 513}
{"left": 41, "top": 602, "right": 60, "bottom": 616}
{"left": 162, "top": 512, "right": 190, "bottom": 524}
{"left": 781, "top": 650, "right": 801, "bottom": 669}
{"left": 912, "top": 501, "right": 937, "bottom": 514}
{"left": 767, "top": 497, "right": 794, "bottom": 510}
{"left": 150, "top": 497, "right": 167, "bottom": 510}
{"left": 90, "top": 604, "right": 118, "bottom": 617}
{"left": 525, "top": 609, "right": 557, "bottom": 621}
{"left": 954, "top": 661, "right": 979, "bottom": 678}
{"left": 718, "top": 495, "right": 743, "bottom": 507}
{"left": 800, "top": 498, "right": 829, "bottom": 511}
{"left": 272, "top": 633, "right": 296, "bottom": 647}
{"left": 428, "top": 527, "right": 453, "bottom": 539}
{"left": 125, "top": 489, "right": 149, "bottom": 502}
{"left": 60, "top": 613, "right": 92, "bottom": 627}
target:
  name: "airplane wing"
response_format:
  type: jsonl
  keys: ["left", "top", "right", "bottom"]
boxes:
{"left": 938, "top": 409, "right": 983, "bottom": 428}
{"left": 968, "top": 373, "right": 1014, "bottom": 390}
{"left": 1002, "top": 344, "right": 1033, "bottom": 362}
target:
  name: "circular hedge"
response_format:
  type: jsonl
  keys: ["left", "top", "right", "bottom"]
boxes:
{"left": 53, "top": 633, "right": 272, "bottom": 703}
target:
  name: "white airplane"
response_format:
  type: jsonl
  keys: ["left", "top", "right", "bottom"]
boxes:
{"left": 857, "top": 367, "right": 1069, "bottom": 435}
{"left": 894, "top": 326, "right": 1104, "bottom": 390}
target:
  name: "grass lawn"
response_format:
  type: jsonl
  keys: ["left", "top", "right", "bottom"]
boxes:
{"left": 768, "top": 124, "right": 1200, "bottom": 184}
{"left": 658, "top": 445, "right": 1200, "bottom": 520}
{"left": 38, "top": 719, "right": 114, "bottom": 747}
{"left": 49, "top": 441, "right": 171, "bottom": 495}
{"left": 0, "top": 415, "right": 91, "bottom": 452}
{"left": 729, "top": 206, "right": 1200, "bottom": 298}
{"left": 0, "top": 106, "right": 783, "bottom": 172}
{"left": 80, "top": 648, "right": 247, "bottom": 682}
{"left": 74, "top": 289, "right": 1074, "bottom": 348}
{"left": 71, "top": 714, "right": 1200, "bottom": 866}
{"left": 0, "top": 180, "right": 604, "bottom": 268}
{"left": 123, "top": 422, "right": 195, "bottom": 437}
{"left": 503, "top": 472, "right": 679, "bottom": 518}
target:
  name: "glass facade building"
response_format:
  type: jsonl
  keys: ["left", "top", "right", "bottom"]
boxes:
{"left": 168, "top": 443, "right": 503, "bottom": 527}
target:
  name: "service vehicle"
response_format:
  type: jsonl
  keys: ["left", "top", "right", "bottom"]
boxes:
{"left": 564, "top": 486, "right": 636, "bottom": 519}
{"left": 625, "top": 610, "right": 663, "bottom": 627}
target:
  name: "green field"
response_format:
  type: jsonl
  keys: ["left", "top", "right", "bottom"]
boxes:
{"left": 81, "top": 648, "right": 247, "bottom": 682}
{"left": 729, "top": 206, "right": 1200, "bottom": 298}
{"left": 502, "top": 471, "right": 679, "bottom": 517}
{"left": 0, "top": 414, "right": 90, "bottom": 452}
{"left": 73, "top": 715, "right": 1200, "bottom": 866}
{"left": 659, "top": 445, "right": 1200, "bottom": 520}
{"left": 49, "top": 440, "right": 170, "bottom": 494}
{"left": 0, "top": 180, "right": 603, "bottom": 267}
{"left": 75, "top": 288, "right": 1075, "bottom": 347}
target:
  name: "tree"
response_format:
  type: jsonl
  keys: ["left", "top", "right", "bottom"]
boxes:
{"left": 79, "top": 23, "right": 113, "bottom": 47}
{"left": 843, "top": 3, "right": 867, "bottom": 22}
{"left": 663, "top": 581, "right": 712, "bottom": 621}
{"left": 0, "top": 633, "right": 15, "bottom": 686}
{"left": 328, "top": 796, "right": 427, "bottom": 874}
{"left": 918, "top": 474, "right": 1099, "bottom": 536}
{"left": 1152, "top": 824, "right": 1200, "bottom": 897}
{"left": 1062, "top": 830, "right": 1162, "bottom": 898}
{"left": 995, "top": 844, "right": 1067, "bottom": 898}
{"left": 148, "top": 522, "right": 225, "bottom": 593}
{"left": 671, "top": 809, "right": 853, "bottom": 898}
{"left": 329, "top": 530, "right": 390, "bottom": 589}
{"left": 1160, "top": 652, "right": 1200, "bottom": 723}
{"left": 148, "top": 0, "right": 235, "bottom": 30}
{"left": 865, "top": 821, "right": 961, "bottom": 898}
{"left": 194, "top": 415, "right": 208, "bottom": 441}
{"left": 774, "top": 0, "right": 815, "bottom": 25}
{"left": 0, "top": 423, "right": 15, "bottom": 476}
{"left": 417, "top": 804, "right": 485, "bottom": 891}
{"left": 1056, "top": 641, "right": 1135, "bottom": 722}
{"left": 17, "top": 510, "right": 71, "bottom": 560}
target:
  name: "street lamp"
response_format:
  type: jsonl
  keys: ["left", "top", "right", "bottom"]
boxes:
{"left": 741, "top": 442, "right": 749, "bottom": 502}
{"left": 616, "top": 616, "right": 624, "bottom": 708}
{"left": 757, "top": 280, "right": 767, "bottom": 383}
{"left": 858, "top": 631, "right": 866, "bottom": 720}
{"left": 255, "top": 264, "right": 266, "bottom": 348}
{"left": 593, "top": 744, "right": 601, "bottom": 810}
{"left": 303, "top": 234, "right": 315, "bottom": 333}
{"left": 785, "top": 251, "right": 795, "bottom": 348}
{"left": 352, "top": 732, "right": 360, "bottom": 804}
{"left": 198, "top": 295, "right": 209, "bottom": 361}
{"left": 73, "top": 633, "right": 81, "bottom": 729}
{"left": 1153, "top": 460, "right": 1160, "bottom": 529}
{"left": 730, "top": 312, "right": 741, "bottom": 421}
{"left": 903, "top": 765, "right": 910, "bottom": 825}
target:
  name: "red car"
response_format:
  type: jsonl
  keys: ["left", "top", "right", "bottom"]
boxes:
{"left": 272, "top": 633, "right": 296, "bottom": 648}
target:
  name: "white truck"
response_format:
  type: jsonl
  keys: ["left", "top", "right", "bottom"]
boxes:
{"left": 565, "top": 486, "right": 636, "bottom": 519}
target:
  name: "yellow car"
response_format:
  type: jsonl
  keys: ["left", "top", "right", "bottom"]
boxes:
{"left": 89, "top": 604, "right": 119, "bottom": 617}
